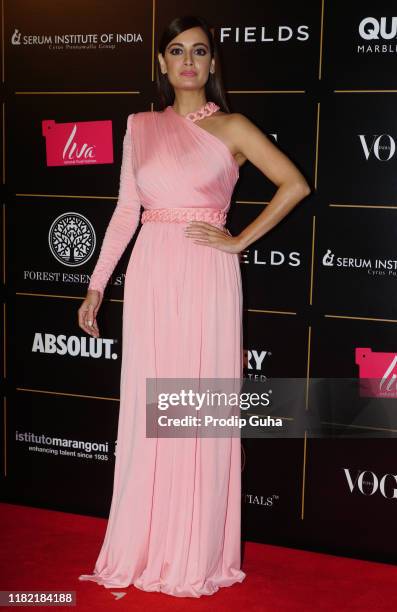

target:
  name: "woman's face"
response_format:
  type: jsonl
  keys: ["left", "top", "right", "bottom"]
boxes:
{"left": 158, "top": 26, "right": 215, "bottom": 92}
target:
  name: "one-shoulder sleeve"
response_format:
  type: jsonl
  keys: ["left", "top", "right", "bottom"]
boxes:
{"left": 88, "top": 113, "right": 141, "bottom": 296}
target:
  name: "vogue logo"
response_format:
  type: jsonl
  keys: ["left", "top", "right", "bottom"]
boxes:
{"left": 219, "top": 25, "right": 309, "bottom": 44}
{"left": 42, "top": 119, "right": 113, "bottom": 166}
{"left": 344, "top": 468, "right": 397, "bottom": 499}
{"left": 32, "top": 333, "right": 118, "bottom": 360}
{"left": 359, "top": 134, "right": 396, "bottom": 161}
{"left": 356, "top": 347, "right": 397, "bottom": 398}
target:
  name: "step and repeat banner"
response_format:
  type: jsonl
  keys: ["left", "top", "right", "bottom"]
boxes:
{"left": 2, "top": 0, "right": 397, "bottom": 564}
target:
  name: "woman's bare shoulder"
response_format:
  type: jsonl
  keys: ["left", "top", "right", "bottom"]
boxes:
{"left": 214, "top": 110, "right": 252, "bottom": 129}
{"left": 227, "top": 111, "right": 253, "bottom": 127}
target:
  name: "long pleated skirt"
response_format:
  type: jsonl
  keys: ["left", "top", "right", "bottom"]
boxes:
{"left": 79, "top": 219, "right": 246, "bottom": 597}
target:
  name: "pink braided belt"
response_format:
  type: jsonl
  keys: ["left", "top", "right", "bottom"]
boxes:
{"left": 141, "top": 207, "right": 227, "bottom": 226}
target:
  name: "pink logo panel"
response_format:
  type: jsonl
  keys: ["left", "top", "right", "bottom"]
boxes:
{"left": 355, "top": 347, "right": 397, "bottom": 398}
{"left": 42, "top": 119, "right": 113, "bottom": 166}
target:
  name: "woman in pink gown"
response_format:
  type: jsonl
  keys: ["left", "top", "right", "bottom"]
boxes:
{"left": 78, "top": 15, "right": 310, "bottom": 598}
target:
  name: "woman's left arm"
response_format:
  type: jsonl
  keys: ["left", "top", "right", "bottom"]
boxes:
{"left": 230, "top": 113, "right": 311, "bottom": 251}
{"left": 185, "top": 113, "right": 311, "bottom": 253}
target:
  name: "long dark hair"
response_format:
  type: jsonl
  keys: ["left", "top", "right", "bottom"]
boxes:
{"left": 156, "top": 15, "right": 230, "bottom": 113}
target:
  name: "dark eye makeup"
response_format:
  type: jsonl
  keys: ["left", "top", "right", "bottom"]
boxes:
{"left": 168, "top": 47, "right": 208, "bottom": 56}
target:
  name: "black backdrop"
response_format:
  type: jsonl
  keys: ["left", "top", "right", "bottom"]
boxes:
{"left": 2, "top": 0, "right": 397, "bottom": 564}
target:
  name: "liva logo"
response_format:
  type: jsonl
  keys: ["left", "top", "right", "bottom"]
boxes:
{"left": 32, "top": 333, "right": 118, "bottom": 360}
{"left": 344, "top": 468, "right": 397, "bottom": 499}
{"left": 42, "top": 119, "right": 113, "bottom": 166}
{"left": 356, "top": 347, "right": 397, "bottom": 398}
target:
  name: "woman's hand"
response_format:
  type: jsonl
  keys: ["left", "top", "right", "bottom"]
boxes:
{"left": 184, "top": 221, "right": 243, "bottom": 254}
{"left": 78, "top": 289, "right": 103, "bottom": 338}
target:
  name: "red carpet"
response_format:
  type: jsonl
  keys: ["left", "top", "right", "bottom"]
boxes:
{"left": 1, "top": 502, "right": 397, "bottom": 611}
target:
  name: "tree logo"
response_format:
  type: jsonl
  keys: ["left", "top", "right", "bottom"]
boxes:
{"left": 48, "top": 212, "right": 96, "bottom": 266}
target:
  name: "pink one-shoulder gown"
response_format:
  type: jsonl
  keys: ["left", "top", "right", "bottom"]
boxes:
{"left": 78, "top": 106, "right": 246, "bottom": 597}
